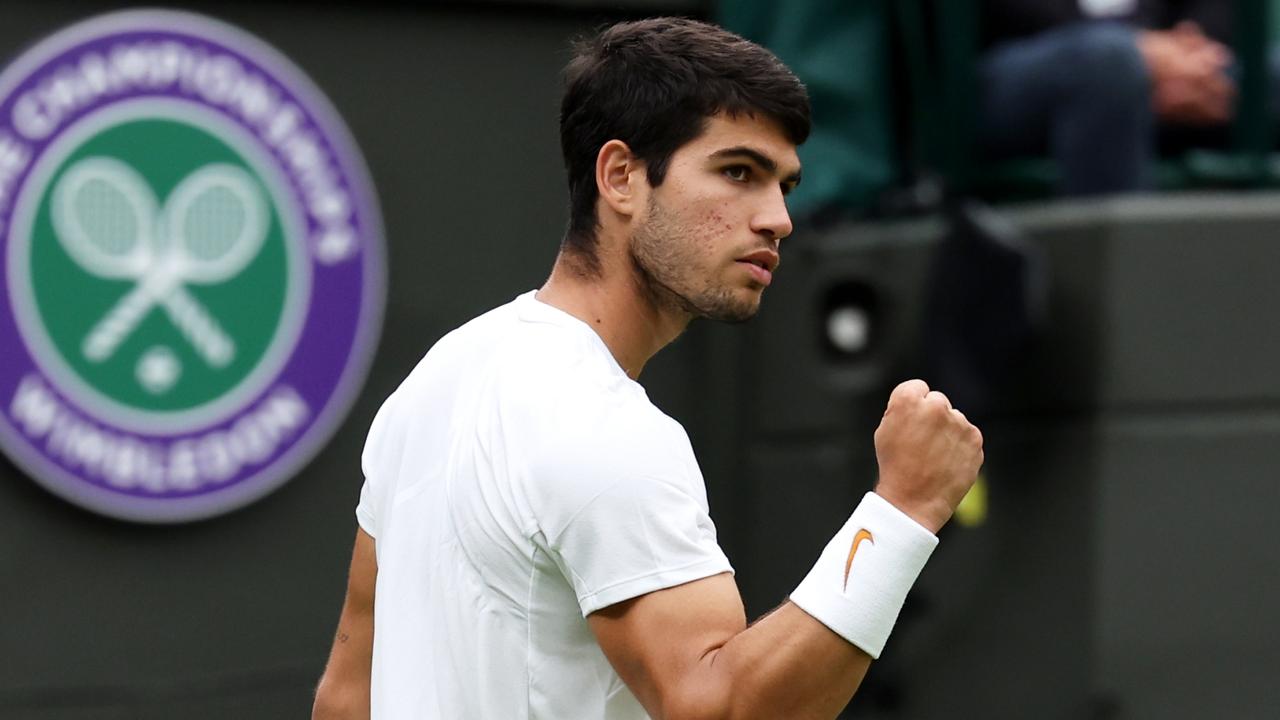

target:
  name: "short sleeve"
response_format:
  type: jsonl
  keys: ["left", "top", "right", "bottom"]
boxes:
{"left": 544, "top": 472, "right": 733, "bottom": 616}
{"left": 355, "top": 477, "right": 376, "bottom": 537}
{"left": 355, "top": 387, "right": 399, "bottom": 539}
{"left": 510, "top": 355, "right": 732, "bottom": 616}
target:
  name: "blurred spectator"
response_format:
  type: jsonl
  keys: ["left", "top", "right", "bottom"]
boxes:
{"left": 979, "top": 0, "right": 1249, "bottom": 196}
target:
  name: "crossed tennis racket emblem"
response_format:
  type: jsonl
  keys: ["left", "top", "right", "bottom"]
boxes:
{"left": 52, "top": 157, "right": 268, "bottom": 370}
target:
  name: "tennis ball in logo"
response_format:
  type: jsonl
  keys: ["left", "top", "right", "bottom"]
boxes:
{"left": 29, "top": 119, "right": 288, "bottom": 413}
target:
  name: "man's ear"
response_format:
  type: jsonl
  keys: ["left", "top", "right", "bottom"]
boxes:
{"left": 595, "top": 139, "right": 645, "bottom": 218}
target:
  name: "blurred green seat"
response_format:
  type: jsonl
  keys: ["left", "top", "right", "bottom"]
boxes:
{"left": 717, "top": 0, "right": 899, "bottom": 218}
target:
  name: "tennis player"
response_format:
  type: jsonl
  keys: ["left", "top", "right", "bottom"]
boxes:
{"left": 313, "top": 17, "right": 983, "bottom": 720}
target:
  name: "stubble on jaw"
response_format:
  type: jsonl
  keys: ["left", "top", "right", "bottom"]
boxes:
{"left": 628, "top": 197, "right": 760, "bottom": 324}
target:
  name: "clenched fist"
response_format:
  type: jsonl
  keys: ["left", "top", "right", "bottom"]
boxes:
{"left": 873, "top": 380, "right": 984, "bottom": 534}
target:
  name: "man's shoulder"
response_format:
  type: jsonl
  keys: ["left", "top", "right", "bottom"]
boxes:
{"left": 429, "top": 294, "right": 527, "bottom": 357}
{"left": 404, "top": 292, "right": 580, "bottom": 388}
{"left": 518, "top": 378, "right": 696, "bottom": 494}
{"left": 414, "top": 292, "right": 696, "bottom": 472}
{"left": 518, "top": 392, "right": 705, "bottom": 545}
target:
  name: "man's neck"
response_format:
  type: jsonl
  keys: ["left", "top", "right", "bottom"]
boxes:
{"left": 537, "top": 249, "right": 689, "bottom": 380}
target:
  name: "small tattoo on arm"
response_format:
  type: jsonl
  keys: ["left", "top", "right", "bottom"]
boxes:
{"left": 337, "top": 631, "right": 350, "bottom": 644}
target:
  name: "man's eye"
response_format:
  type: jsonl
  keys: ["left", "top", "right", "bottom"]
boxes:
{"left": 724, "top": 165, "right": 750, "bottom": 182}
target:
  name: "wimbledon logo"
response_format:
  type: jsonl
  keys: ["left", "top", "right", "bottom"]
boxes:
{"left": 0, "top": 10, "right": 385, "bottom": 521}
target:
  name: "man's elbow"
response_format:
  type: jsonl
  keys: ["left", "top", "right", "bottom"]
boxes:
{"left": 656, "top": 670, "right": 738, "bottom": 720}
{"left": 659, "top": 668, "right": 807, "bottom": 720}
{"left": 311, "top": 678, "right": 369, "bottom": 720}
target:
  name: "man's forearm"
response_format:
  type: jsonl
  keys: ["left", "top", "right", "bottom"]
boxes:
{"left": 313, "top": 530, "right": 376, "bottom": 720}
{"left": 684, "top": 602, "right": 871, "bottom": 720}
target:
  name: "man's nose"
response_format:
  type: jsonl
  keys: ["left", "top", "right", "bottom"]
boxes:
{"left": 752, "top": 186, "right": 793, "bottom": 242}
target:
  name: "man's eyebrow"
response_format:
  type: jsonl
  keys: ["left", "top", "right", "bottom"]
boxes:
{"left": 710, "top": 146, "right": 802, "bottom": 184}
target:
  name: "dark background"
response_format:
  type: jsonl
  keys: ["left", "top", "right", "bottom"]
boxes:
{"left": 0, "top": 2, "right": 1276, "bottom": 719}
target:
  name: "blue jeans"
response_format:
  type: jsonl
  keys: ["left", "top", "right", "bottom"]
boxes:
{"left": 978, "top": 22, "right": 1154, "bottom": 196}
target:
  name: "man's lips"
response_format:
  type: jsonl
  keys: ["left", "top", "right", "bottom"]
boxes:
{"left": 736, "top": 249, "right": 780, "bottom": 286}
{"left": 738, "top": 249, "right": 780, "bottom": 273}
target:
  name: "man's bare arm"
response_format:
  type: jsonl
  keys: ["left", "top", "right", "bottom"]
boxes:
{"left": 588, "top": 380, "right": 983, "bottom": 719}
{"left": 313, "top": 528, "right": 377, "bottom": 720}
{"left": 590, "top": 574, "right": 871, "bottom": 719}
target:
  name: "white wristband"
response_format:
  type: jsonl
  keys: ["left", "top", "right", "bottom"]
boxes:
{"left": 790, "top": 492, "right": 938, "bottom": 659}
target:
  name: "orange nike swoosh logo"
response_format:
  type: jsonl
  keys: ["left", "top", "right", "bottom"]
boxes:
{"left": 843, "top": 529, "right": 874, "bottom": 591}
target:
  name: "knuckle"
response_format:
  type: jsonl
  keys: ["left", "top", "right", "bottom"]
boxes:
{"left": 922, "top": 397, "right": 950, "bottom": 417}
{"left": 894, "top": 379, "right": 929, "bottom": 399}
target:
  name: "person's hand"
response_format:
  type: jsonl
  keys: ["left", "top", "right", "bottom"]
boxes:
{"left": 1137, "top": 22, "right": 1235, "bottom": 125}
{"left": 872, "top": 380, "right": 984, "bottom": 534}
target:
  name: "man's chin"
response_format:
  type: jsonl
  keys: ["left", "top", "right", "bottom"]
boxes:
{"left": 699, "top": 297, "right": 762, "bottom": 324}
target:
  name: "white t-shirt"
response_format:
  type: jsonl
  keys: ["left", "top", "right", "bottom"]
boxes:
{"left": 356, "top": 291, "right": 733, "bottom": 719}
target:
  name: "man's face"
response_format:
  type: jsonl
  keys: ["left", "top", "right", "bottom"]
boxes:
{"left": 629, "top": 113, "right": 801, "bottom": 322}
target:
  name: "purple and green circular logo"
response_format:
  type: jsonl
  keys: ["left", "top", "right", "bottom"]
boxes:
{"left": 0, "top": 10, "right": 385, "bottom": 521}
